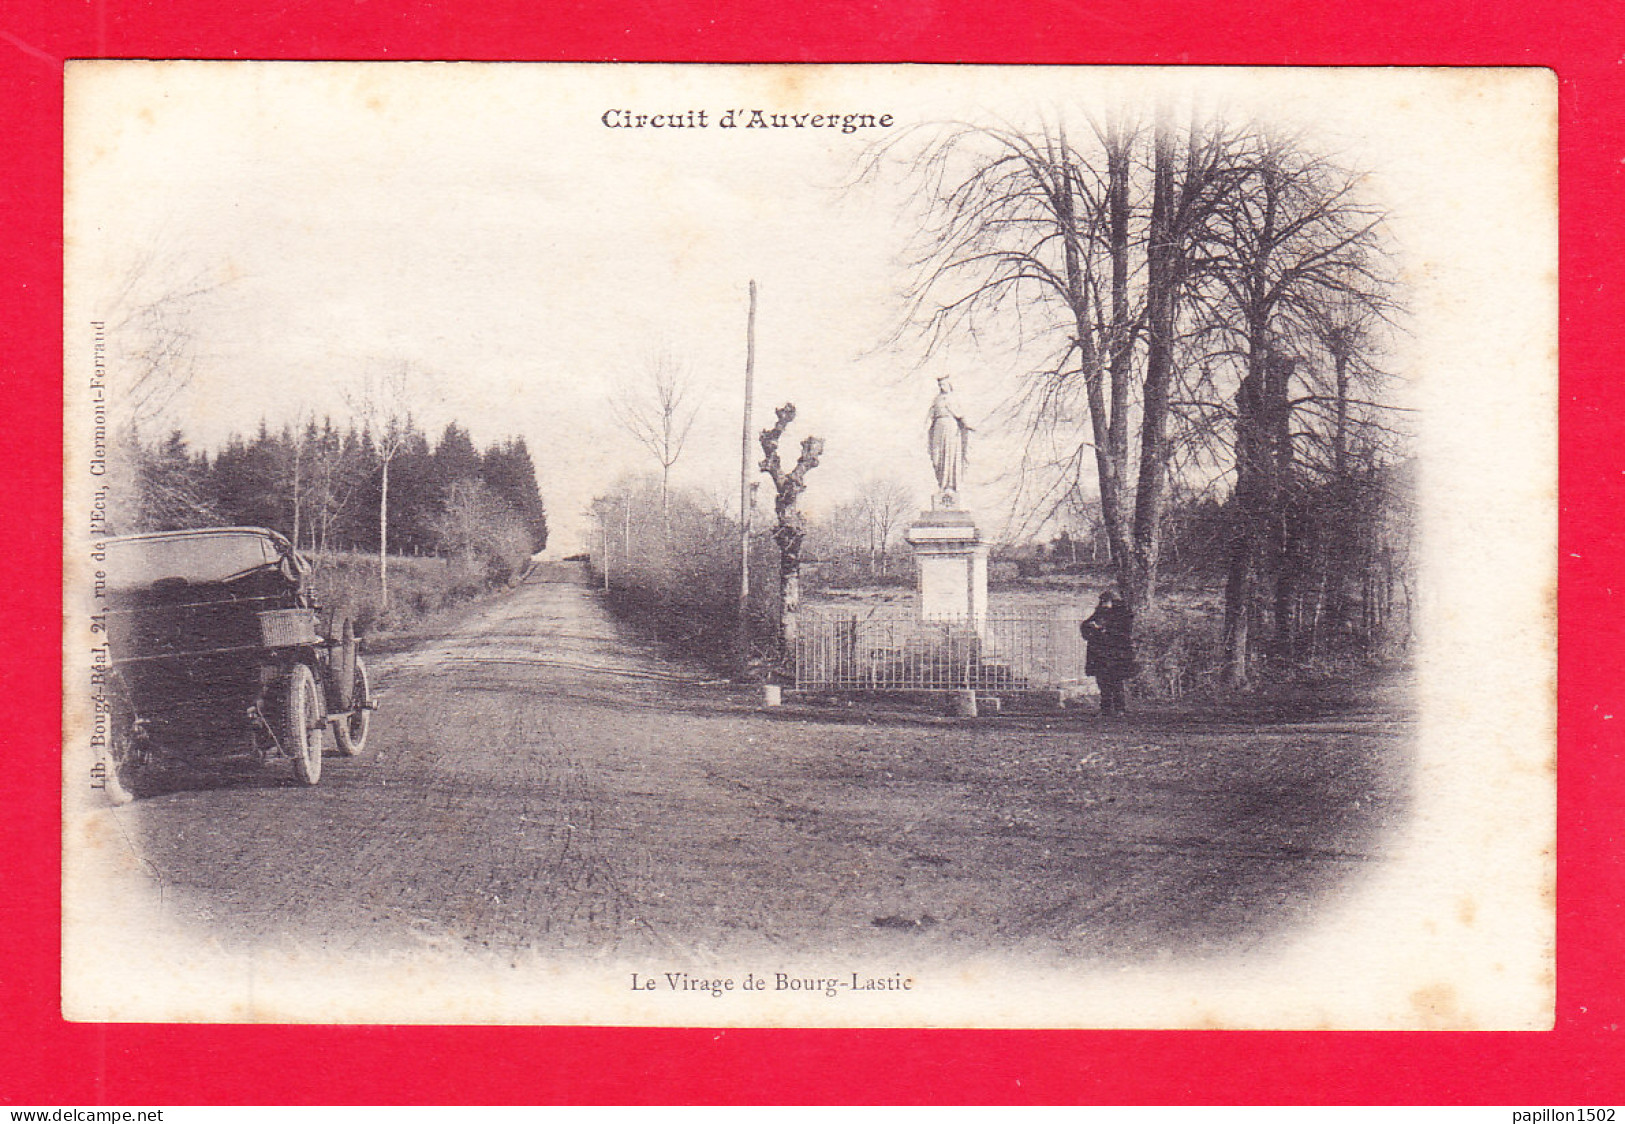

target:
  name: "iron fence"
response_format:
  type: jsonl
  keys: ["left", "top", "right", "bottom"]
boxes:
{"left": 794, "top": 608, "right": 1087, "bottom": 693}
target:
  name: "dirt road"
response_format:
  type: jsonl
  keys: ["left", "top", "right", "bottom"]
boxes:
{"left": 119, "top": 563, "right": 1412, "bottom": 967}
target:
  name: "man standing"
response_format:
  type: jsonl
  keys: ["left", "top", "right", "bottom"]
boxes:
{"left": 1081, "top": 589, "right": 1135, "bottom": 716}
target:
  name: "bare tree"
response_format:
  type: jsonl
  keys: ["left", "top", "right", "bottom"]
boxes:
{"left": 96, "top": 245, "right": 235, "bottom": 531}
{"left": 819, "top": 500, "right": 868, "bottom": 568}
{"left": 279, "top": 415, "right": 315, "bottom": 552}
{"left": 871, "top": 107, "right": 1410, "bottom": 684}
{"left": 347, "top": 364, "right": 419, "bottom": 609}
{"left": 1190, "top": 132, "right": 1399, "bottom": 682}
{"left": 867, "top": 109, "right": 1243, "bottom": 611}
{"left": 611, "top": 353, "right": 702, "bottom": 532}
{"left": 759, "top": 404, "right": 824, "bottom": 647}
{"left": 431, "top": 479, "right": 532, "bottom": 582}
{"left": 853, "top": 477, "right": 915, "bottom": 576}
{"left": 102, "top": 247, "right": 234, "bottom": 436}
{"left": 307, "top": 419, "right": 366, "bottom": 559}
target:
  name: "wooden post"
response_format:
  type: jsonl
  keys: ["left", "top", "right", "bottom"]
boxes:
{"left": 737, "top": 280, "right": 757, "bottom": 675}
{"left": 378, "top": 458, "right": 390, "bottom": 608}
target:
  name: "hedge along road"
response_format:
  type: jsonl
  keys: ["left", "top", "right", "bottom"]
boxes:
{"left": 110, "top": 561, "right": 1412, "bottom": 968}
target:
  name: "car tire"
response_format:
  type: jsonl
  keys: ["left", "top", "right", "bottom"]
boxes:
{"left": 102, "top": 680, "right": 142, "bottom": 806}
{"left": 284, "top": 663, "right": 325, "bottom": 786}
{"left": 330, "top": 656, "right": 370, "bottom": 757}
{"left": 103, "top": 734, "right": 139, "bottom": 806}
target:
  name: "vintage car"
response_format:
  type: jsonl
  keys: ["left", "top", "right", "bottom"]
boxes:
{"left": 99, "top": 526, "right": 374, "bottom": 803}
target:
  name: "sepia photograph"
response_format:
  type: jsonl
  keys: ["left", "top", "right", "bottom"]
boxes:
{"left": 61, "top": 62, "right": 1555, "bottom": 1028}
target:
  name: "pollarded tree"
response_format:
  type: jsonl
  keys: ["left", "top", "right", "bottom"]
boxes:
{"left": 759, "top": 403, "right": 824, "bottom": 646}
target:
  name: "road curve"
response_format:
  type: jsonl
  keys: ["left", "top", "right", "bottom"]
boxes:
{"left": 113, "top": 561, "right": 1411, "bottom": 967}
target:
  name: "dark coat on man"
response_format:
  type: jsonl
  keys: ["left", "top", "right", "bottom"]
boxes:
{"left": 1080, "top": 600, "right": 1135, "bottom": 681}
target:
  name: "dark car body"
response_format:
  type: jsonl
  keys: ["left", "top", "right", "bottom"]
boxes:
{"left": 100, "top": 526, "right": 372, "bottom": 802}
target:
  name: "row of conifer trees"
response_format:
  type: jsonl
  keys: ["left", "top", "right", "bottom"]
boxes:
{"left": 109, "top": 418, "right": 548, "bottom": 567}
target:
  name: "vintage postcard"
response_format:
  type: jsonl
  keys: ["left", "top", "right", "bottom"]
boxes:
{"left": 62, "top": 63, "right": 1555, "bottom": 1028}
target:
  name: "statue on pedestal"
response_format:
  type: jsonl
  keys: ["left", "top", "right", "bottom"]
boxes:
{"left": 910, "top": 376, "right": 986, "bottom": 627}
{"left": 927, "top": 376, "right": 971, "bottom": 506}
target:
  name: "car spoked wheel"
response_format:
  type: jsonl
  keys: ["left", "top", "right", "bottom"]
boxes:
{"left": 283, "top": 663, "right": 326, "bottom": 786}
{"left": 331, "top": 656, "right": 370, "bottom": 757}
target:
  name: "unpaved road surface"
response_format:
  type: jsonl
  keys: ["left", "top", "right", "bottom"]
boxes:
{"left": 117, "top": 563, "right": 1412, "bottom": 967}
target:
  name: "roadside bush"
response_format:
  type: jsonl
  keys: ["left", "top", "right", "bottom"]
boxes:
{"left": 804, "top": 555, "right": 913, "bottom": 592}
{"left": 431, "top": 479, "right": 534, "bottom": 585}
{"left": 1130, "top": 592, "right": 1225, "bottom": 701}
{"left": 988, "top": 561, "right": 1022, "bottom": 585}
{"left": 306, "top": 551, "right": 494, "bottom": 637}
{"left": 589, "top": 481, "right": 778, "bottom": 676}
{"left": 1128, "top": 582, "right": 1400, "bottom": 703}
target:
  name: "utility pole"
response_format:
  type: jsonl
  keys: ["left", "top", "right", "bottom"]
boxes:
{"left": 737, "top": 280, "right": 758, "bottom": 676}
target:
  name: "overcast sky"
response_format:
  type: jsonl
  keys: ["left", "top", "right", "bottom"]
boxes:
{"left": 67, "top": 64, "right": 1551, "bottom": 550}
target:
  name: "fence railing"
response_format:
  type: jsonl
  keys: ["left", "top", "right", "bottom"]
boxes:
{"left": 794, "top": 609, "right": 1086, "bottom": 693}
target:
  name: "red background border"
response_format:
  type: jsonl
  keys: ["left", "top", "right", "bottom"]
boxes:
{"left": 3, "top": 0, "right": 1621, "bottom": 1105}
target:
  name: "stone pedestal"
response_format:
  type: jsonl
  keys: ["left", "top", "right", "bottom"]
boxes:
{"left": 905, "top": 507, "right": 988, "bottom": 627}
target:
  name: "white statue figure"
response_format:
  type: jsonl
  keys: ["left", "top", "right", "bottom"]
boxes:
{"left": 928, "top": 375, "right": 972, "bottom": 503}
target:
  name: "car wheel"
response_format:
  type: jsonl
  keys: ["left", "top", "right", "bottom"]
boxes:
{"left": 103, "top": 731, "right": 139, "bottom": 806}
{"left": 102, "top": 680, "right": 142, "bottom": 806}
{"left": 284, "top": 663, "right": 325, "bottom": 786}
{"left": 330, "top": 656, "right": 370, "bottom": 757}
